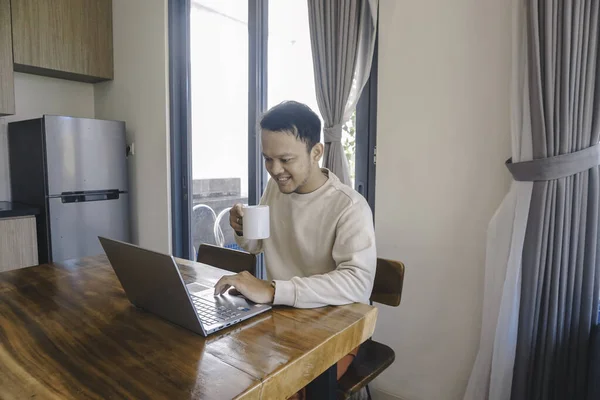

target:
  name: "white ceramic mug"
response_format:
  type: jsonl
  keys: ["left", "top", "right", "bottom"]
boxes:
{"left": 242, "top": 205, "right": 270, "bottom": 239}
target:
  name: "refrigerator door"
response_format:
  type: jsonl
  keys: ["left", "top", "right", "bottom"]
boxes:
{"left": 48, "top": 193, "right": 130, "bottom": 262}
{"left": 43, "top": 116, "right": 127, "bottom": 195}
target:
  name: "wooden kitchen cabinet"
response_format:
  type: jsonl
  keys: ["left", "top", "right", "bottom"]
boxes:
{"left": 0, "top": 0, "right": 15, "bottom": 116}
{"left": 0, "top": 216, "right": 38, "bottom": 272}
{"left": 11, "top": 0, "right": 114, "bottom": 83}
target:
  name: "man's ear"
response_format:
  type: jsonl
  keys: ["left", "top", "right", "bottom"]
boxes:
{"left": 311, "top": 143, "right": 324, "bottom": 163}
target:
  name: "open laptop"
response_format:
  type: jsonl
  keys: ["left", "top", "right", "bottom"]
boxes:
{"left": 98, "top": 236, "right": 271, "bottom": 336}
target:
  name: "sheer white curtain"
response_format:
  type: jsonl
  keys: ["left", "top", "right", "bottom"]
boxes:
{"left": 342, "top": 0, "right": 378, "bottom": 123}
{"left": 463, "top": 0, "right": 533, "bottom": 398}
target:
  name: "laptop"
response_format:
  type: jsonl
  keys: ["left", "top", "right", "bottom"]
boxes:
{"left": 98, "top": 236, "right": 271, "bottom": 336}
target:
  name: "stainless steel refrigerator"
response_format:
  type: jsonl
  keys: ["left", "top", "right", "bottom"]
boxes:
{"left": 9, "top": 115, "right": 130, "bottom": 263}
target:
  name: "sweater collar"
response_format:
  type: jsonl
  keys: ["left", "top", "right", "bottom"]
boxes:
{"left": 288, "top": 168, "right": 336, "bottom": 200}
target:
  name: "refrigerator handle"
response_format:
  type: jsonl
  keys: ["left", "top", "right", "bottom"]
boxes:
{"left": 61, "top": 190, "right": 121, "bottom": 204}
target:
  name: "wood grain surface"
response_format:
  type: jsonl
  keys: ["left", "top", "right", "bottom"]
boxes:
{"left": 11, "top": 0, "right": 114, "bottom": 82}
{"left": 0, "top": 0, "right": 15, "bottom": 115}
{"left": 0, "top": 216, "right": 38, "bottom": 272}
{"left": 0, "top": 255, "right": 377, "bottom": 399}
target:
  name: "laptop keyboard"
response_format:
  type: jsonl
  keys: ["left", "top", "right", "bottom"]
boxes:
{"left": 191, "top": 294, "right": 243, "bottom": 325}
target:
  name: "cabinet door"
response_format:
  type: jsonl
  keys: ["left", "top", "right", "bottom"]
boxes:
{"left": 0, "top": 216, "right": 38, "bottom": 272}
{"left": 0, "top": 0, "right": 15, "bottom": 116}
{"left": 11, "top": 0, "right": 114, "bottom": 83}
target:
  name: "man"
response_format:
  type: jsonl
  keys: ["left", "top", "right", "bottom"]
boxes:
{"left": 214, "top": 101, "right": 377, "bottom": 395}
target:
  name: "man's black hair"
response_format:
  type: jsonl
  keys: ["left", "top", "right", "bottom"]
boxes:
{"left": 260, "top": 101, "right": 321, "bottom": 151}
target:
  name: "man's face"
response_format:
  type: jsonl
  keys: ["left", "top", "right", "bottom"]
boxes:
{"left": 261, "top": 129, "right": 315, "bottom": 194}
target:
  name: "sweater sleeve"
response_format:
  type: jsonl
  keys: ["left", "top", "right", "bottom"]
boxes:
{"left": 234, "top": 179, "right": 272, "bottom": 255}
{"left": 272, "top": 200, "right": 377, "bottom": 308}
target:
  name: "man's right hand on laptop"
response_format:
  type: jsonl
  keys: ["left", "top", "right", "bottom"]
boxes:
{"left": 214, "top": 271, "right": 275, "bottom": 305}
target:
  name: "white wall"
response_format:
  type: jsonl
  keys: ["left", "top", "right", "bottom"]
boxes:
{"left": 373, "top": 1, "right": 513, "bottom": 399}
{"left": 94, "top": 0, "right": 171, "bottom": 253}
{"left": 0, "top": 73, "right": 95, "bottom": 201}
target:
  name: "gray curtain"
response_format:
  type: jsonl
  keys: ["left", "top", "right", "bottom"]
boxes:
{"left": 508, "top": 1, "right": 600, "bottom": 399}
{"left": 307, "top": 0, "right": 377, "bottom": 185}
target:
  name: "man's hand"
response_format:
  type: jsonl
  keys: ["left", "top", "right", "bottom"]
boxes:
{"left": 229, "top": 203, "right": 244, "bottom": 234}
{"left": 214, "top": 271, "right": 275, "bottom": 304}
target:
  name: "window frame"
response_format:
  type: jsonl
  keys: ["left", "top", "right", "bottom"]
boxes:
{"left": 354, "top": 33, "right": 379, "bottom": 215}
{"left": 248, "top": 0, "right": 269, "bottom": 210}
{"left": 168, "top": 0, "right": 193, "bottom": 258}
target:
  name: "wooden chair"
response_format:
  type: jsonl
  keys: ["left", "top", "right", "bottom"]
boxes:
{"left": 196, "top": 243, "right": 257, "bottom": 276}
{"left": 337, "top": 258, "right": 405, "bottom": 400}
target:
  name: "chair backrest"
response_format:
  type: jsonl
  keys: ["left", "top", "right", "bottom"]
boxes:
{"left": 370, "top": 258, "right": 405, "bottom": 307}
{"left": 196, "top": 243, "right": 256, "bottom": 276}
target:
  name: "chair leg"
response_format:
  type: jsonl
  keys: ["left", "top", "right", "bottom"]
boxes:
{"left": 366, "top": 384, "right": 372, "bottom": 400}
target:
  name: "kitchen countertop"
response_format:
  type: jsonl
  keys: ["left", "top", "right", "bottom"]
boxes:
{"left": 0, "top": 202, "right": 40, "bottom": 219}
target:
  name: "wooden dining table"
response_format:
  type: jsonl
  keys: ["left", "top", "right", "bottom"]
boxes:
{"left": 0, "top": 254, "right": 378, "bottom": 399}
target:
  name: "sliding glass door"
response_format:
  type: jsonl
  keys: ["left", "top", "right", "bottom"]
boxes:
{"left": 267, "top": 0, "right": 318, "bottom": 116}
{"left": 189, "top": 1, "right": 250, "bottom": 259}
{"left": 169, "top": 0, "right": 377, "bottom": 261}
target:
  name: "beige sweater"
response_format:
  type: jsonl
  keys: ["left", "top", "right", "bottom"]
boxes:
{"left": 235, "top": 170, "right": 377, "bottom": 308}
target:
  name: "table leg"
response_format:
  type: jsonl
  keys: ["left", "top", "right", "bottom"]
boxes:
{"left": 305, "top": 364, "right": 336, "bottom": 400}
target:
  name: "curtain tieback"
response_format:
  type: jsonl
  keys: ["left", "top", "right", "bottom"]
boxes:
{"left": 323, "top": 124, "right": 343, "bottom": 143}
{"left": 506, "top": 142, "right": 600, "bottom": 181}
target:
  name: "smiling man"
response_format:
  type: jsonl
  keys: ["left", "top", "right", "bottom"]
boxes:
{"left": 215, "top": 100, "right": 376, "bottom": 308}
{"left": 213, "top": 101, "right": 377, "bottom": 394}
